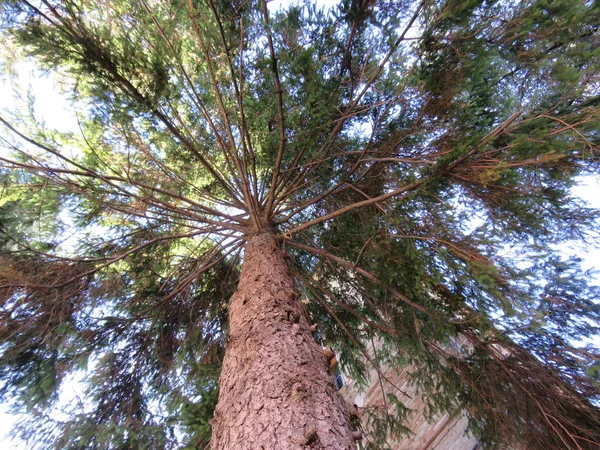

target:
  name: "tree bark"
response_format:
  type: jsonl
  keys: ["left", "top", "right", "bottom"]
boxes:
{"left": 210, "top": 232, "right": 355, "bottom": 450}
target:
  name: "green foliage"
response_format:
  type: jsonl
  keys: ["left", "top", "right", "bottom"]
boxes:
{"left": 0, "top": 0, "right": 599, "bottom": 448}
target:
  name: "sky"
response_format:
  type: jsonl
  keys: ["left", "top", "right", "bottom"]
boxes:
{"left": 0, "top": 1, "right": 599, "bottom": 448}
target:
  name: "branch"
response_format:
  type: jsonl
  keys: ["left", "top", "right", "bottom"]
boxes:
{"left": 185, "top": 0, "right": 261, "bottom": 229}
{"left": 0, "top": 118, "right": 247, "bottom": 227}
{"left": 28, "top": 0, "right": 245, "bottom": 206}
{"left": 277, "top": 2, "right": 425, "bottom": 202}
{"left": 280, "top": 179, "right": 423, "bottom": 237}
{"left": 260, "top": 0, "right": 287, "bottom": 220}
{"left": 285, "top": 239, "right": 434, "bottom": 317}
{"left": 206, "top": 0, "right": 259, "bottom": 201}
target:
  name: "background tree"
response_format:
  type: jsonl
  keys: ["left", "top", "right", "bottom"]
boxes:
{"left": 0, "top": 0, "right": 599, "bottom": 448}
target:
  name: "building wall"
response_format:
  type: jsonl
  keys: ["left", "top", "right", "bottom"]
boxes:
{"left": 338, "top": 346, "right": 479, "bottom": 450}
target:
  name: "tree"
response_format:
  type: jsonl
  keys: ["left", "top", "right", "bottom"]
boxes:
{"left": 0, "top": 0, "right": 599, "bottom": 448}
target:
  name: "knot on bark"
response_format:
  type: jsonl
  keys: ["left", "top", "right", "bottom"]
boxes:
{"left": 304, "top": 428, "right": 319, "bottom": 445}
{"left": 290, "top": 428, "right": 319, "bottom": 446}
{"left": 290, "top": 380, "right": 309, "bottom": 403}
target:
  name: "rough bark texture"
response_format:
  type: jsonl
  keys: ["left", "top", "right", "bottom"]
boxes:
{"left": 210, "top": 233, "right": 355, "bottom": 450}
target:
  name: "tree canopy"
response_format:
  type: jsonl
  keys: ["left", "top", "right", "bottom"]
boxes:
{"left": 0, "top": 0, "right": 599, "bottom": 448}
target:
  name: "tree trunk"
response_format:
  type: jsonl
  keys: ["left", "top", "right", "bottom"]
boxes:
{"left": 210, "top": 232, "right": 355, "bottom": 450}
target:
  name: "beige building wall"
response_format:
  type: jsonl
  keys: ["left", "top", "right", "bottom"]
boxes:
{"left": 338, "top": 347, "right": 479, "bottom": 450}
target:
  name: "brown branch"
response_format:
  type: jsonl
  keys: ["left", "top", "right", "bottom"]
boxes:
{"left": 277, "top": 3, "right": 425, "bottom": 201}
{"left": 280, "top": 179, "right": 423, "bottom": 237}
{"left": 260, "top": 0, "right": 288, "bottom": 221}
{"left": 11, "top": 229, "right": 221, "bottom": 290}
{"left": 206, "top": 0, "right": 259, "bottom": 201}
{"left": 186, "top": 0, "right": 261, "bottom": 230}
{"left": 1, "top": 153, "right": 245, "bottom": 231}
{"left": 134, "top": 238, "right": 243, "bottom": 318}
{"left": 285, "top": 239, "right": 434, "bottom": 318}
{"left": 0, "top": 119, "right": 247, "bottom": 226}
{"left": 134, "top": 0, "right": 245, "bottom": 205}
